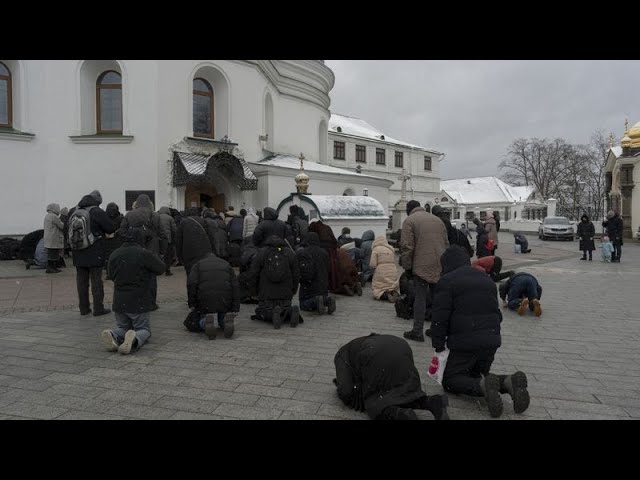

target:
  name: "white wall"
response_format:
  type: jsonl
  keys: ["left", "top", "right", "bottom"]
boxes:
{"left": 633, "top": 163, "right": 640, "bottom": 236}
{"left": 0, "top": 60, "right": 333, "bottom": 235}
{"left": 327, "top": 133, "right": 441, "bottom": 208}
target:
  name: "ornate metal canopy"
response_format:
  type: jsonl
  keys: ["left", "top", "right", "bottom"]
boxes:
{"left": 173, "top": 150, "right": 258, "bottom": 191}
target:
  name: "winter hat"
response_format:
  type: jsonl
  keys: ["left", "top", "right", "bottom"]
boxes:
{"left": 607, "top": 210, "right": 615, "bottom": 219}
{"left": 406, "top": 200, "right": 420, "bottom": 215}
{"left": 431, "top": 205, "right": 444, "bottom": 217}
{"left": 341, "top": 227, "right": 351, "bottom": 235}
{"left": 603, "top": 235, "right": 610, "bottom": 242}
{"left": 89, "top": 190, "right": 102, "bottom": 204}
{"left": 60, "top": 207, "right": 69, "bottom": 216}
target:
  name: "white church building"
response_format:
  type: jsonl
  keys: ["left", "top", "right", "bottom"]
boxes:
{"left": 0, "top": 60, "right": 425, "bottom": 236}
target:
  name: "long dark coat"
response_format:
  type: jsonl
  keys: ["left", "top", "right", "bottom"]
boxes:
{"left": 577, "top": 215, "right": 595, "bottom": 251}
{"left": 334, "top": 333, "right": 427, "bottom": 419}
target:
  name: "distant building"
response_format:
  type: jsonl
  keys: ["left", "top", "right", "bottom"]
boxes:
{"left": 327, "top": 113, "right": 444, "bottom": 210}
{"left": 440, "top": 176, "right": 549, "bottom": 224}
{"left": 605, "top": 119, "right": 640, "bottom": 238}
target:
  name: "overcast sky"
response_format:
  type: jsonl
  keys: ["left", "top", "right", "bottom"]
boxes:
{"left": 325, "top": 60, "right": 640, "bottom": 180}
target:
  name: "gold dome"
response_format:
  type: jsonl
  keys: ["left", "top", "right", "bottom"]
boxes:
{"left": 628, "top": 121, "right": 640, "bottom": 147}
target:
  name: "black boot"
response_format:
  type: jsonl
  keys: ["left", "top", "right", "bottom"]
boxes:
{"left": 419, "top": 394, "right": 450, "bottom": 420}
{"left": 480, "top": 374, "right": 503, "bottom": 418}
{"left": 499, "top": 372, "right": 530, "bottom": 414}
{"left": 46, "top": 261, "right": 61, "bottom": 274}
{"left": 379, "top": 405, "right": 419, "bottom": 420}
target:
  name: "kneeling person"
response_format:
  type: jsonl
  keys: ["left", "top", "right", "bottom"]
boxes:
{"left": 431, "top": 246, "right": 530, "bottom": 418}
{"left": 101, "top": 228, "right": 165, "bottom": 355}
{"left": 499, "top": 272, "right": 542, "bottom": 317}
{"left": 334, "top": 333, "right": 449, "bottom": 420}
{"left": 471, "top": 256, "right": 514, "bottom": 282}
{"left": 297, "top": 232, "right": 336, "bottom": 315}
{"left": 187, "top": 252, "right": 239, "bottom": 339}
{"left": 249, "top": 235, "right": 301, "bottom": 329}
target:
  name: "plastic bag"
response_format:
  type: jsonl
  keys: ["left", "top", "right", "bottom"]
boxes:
{"left": 427, "top": 349, "right": 450, "bottom": 385}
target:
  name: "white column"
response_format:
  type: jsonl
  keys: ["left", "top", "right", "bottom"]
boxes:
{"left": 546, "top": 198, "right": 557, "bottom": 218}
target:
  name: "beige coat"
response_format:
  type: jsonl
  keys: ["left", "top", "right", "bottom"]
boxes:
{"left": 484, "top": 217, "right": 499, "bottom": 245}
{"left": 370, "top": 236, "right": 400, "bottom": 299}
{"left": 400, "top": 207, "right": 449, "bottom": 284}
{"left": 43, "top": 203, "right": 64, "bottom": 249}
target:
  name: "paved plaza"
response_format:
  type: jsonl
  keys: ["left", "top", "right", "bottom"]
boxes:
{"left": 0, "top": 232, "right": 639, "bottom": 420}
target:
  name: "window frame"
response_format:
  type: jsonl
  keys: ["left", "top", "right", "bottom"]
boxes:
{"left": 193, "top": 77, "right": 214, "bottom": 139}
{"left": 394, "top": 151, "right": 404, "bottom": 168}
{"left": 96, "top": 70, "right": 123, "bottom": 134}
{"left": 376, "top": 148, "right": 386, "bottom": 165}
{"left": 333, "top": 140, "right": 345, "bottom": 160}
{"left": 355, "top": 144, "right": 366, "bottom": 163}
{"left": 0, "top": 61, "right": 13, "bottom": 129}
{"left": 424, "top": 156, "right": 432, "bottom": 171}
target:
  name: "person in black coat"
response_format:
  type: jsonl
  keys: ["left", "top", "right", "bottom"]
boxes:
{"left": 513, "top": 232, "right": 531, "bottom": 254}
{"left": 472, "top": 218, "right": 491, "bottom": 258}
{"left": 602, "top": 210, "right": 623, "bottom": 262}
{"left": 334, "top": 333, "right": 449, "bottom": 420}
{"left": 70, "top": 190, "right": 115, "bottom": 316}
{"left": 187, "top": 253, "right": 239, "bottom": 340}
{"left": 577, "top": 214, "right": 595, "bottom": 261}
{"left": 175, "top": 208, "right": 215, "bottom": 277}
{"left": 101, "top": 228, "right": 165, "bottom": 355}
{"left": 252, "top": 207, "right": 293, "bottom": 248}
{"left": 202, "top": 209, "right": 229, "bottom": 260}
{"left": 249, "top": 235, "right": 300, "bottom": 329}
{"left": 430, "top": 245, "right": 530, "bottom": 418}
{"left": 19, "top": 229, "right": 44, "bottom": 262}
{"left": 432, "top": 205, "right": 474, "bottom": 258}
{"left": 103, "top": 202, "right": 124, "bottom": 278}
{"left": 297, "top": 232, "right": 336, "bottom": 315}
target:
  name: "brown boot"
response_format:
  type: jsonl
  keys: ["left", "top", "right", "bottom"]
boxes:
{"left": 517, "top": 298, "right": 529, "bottom": 316}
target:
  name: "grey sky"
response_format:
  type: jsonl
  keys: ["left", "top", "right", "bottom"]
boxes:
{"left": 325, "top": 60, "right": 640, "bottom": 180}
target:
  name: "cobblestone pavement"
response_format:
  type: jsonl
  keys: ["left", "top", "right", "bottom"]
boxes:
{"left": 0, "top": 233, "right": 638, "bottom": 420}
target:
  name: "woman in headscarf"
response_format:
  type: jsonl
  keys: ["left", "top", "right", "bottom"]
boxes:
{"left": 308, "top": 219, "right": 339, "bottom": 293}
{"left": 370, "top": 235, "right": 400, "bottom": 302}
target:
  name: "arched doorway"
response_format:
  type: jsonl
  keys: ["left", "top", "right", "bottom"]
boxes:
{"left": 185, "top": 183, "right": 225, "bottom": 212}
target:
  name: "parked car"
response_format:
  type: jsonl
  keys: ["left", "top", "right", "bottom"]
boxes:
{"left": 538, "top": 216, "right": 575, "bottom": 241}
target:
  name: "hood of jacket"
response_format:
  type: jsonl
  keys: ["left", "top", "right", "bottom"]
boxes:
{"left": 581, "top": 214, "right": 590, "bottom": 223}
{"left": 263, "top": 207, "right": 278, "bottom": 221}
{"left": 133, "top": 194, "right": 154, "bottom": 210}
{"left": 78, "top": 194, "right": 101, "bottom": 209}
{"left": 158, "top": 206, "right": 171, "bottom": 216}
{"left": 441, "top": 245, "right": 471, "bottom": 275}
{"left": 264, "top": 235, "right": 287, "bottom": 248}
{"left": 106, "top": 202, "right": 121, "bottom": 218}
{"left": 361, "top": 230, "right": 375, "bottom": 242}
{"left": 46, "top": 203, "right": 60, "bottom": 215}
{"left": 372, "top": 235, "right": 394, "bottom": 252}
{"left": 305, "top": 232, "right": 320, "bottom": 246}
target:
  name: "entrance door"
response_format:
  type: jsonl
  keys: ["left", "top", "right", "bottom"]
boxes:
{"left": 185, "top": 184, "right": 225, "bottom": 212}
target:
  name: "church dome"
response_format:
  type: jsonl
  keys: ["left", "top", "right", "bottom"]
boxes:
{"left": 628, "top": 121, "right": 640, "bottom": 146}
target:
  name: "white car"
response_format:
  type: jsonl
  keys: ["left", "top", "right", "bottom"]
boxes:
{"left": 538, "top": 216, "right": 575, "bottom": 241}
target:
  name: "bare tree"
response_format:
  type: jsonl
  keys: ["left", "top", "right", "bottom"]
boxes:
{"left": 500, "top": 132, "right": 614, "bottom": 220}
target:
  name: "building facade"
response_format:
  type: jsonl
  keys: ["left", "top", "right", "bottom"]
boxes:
{"left": 327, "top": 113, "right": 444, "bottom": 210}
{"left": 0, "top": 60, "right": 341, "bottom": 235}
{"left": 605, "top": 120, "right": 640, "bottom": 238}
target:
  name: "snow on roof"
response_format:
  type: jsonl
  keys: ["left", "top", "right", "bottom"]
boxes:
{"left": 610, "top": 146, "right": 622, "bottom": 158}
{"left": 329, "top": 113, "right": 442, "bottom": 154}
{"left": 301, "top": 194, "right": 387, "bottom": 220}
{"left": 254, "top": 154, "right": 383, "bottom": 179}
{"left": 441, "top": 177, "right": 535, "bottom": 205}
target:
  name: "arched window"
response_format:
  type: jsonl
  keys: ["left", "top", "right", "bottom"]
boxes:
{"left": 96, "top": 70, "right": 122, "bottom": 133}
{"left": 193, "top": 78, "right": 214, "bottom": 138}
{"left": 0, "top": 61, "right": 12, "bottom": 128}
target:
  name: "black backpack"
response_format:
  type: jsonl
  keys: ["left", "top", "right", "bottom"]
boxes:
{"left": 297, "top": 249, "right": 316, "bottom": 282}
{"left": 264, "top": 246, "right": 288, "bottom": 283}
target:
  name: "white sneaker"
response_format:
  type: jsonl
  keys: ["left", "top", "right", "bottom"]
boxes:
{"left": 101, "top": 330, "right": 118, "bottom": 352}
{"left": 118, "top": 330, "right": 137, "bottom": 355}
